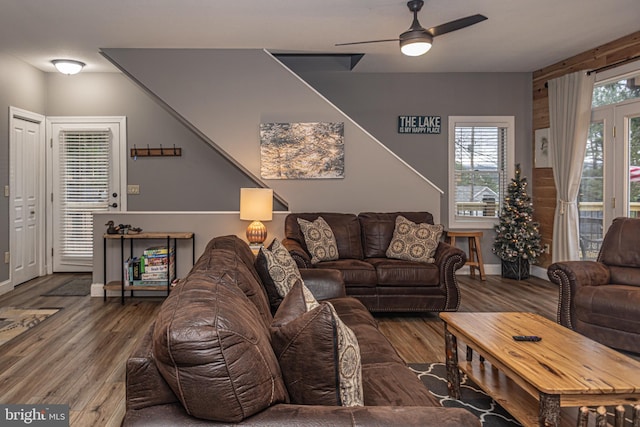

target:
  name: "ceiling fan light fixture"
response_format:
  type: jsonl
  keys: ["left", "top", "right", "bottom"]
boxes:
{"left": 52, "top": 59, "right": 85, "bottom": 75}
{"left": 400, "top": 32, "right": 433, "bottom": 56}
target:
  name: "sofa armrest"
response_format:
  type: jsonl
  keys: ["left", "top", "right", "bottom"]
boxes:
{"left": 433, "top": 241, "right": 467, "bottom": 311}
{"left": 126, "top": 322, "right": 178, "bottom": 410}
{"left": 300, "top": 268, "right": 346, "bottom": 300}
{"left": 547, "top": 261, "right": 611, "bottom": 329}
{"left": 281, "top": 238, "right": 312, "bottom": 268}
{"left": 123, "top": 402, "right": 481, "bottom": 426}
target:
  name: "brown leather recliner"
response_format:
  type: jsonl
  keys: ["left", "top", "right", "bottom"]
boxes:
{"left": 282, "top": 212, "right": 466, "bottom": 313}
{"left": 547, "top": 217, "right": 640, "bottom": 354}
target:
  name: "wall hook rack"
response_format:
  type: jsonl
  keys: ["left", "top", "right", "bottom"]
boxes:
{"left": 131, "top": 144, "right": 182, "bottom": 158}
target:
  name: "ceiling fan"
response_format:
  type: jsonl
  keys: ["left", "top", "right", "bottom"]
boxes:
{"left": 335, "top": 0, "right": 487, "bottom": 57}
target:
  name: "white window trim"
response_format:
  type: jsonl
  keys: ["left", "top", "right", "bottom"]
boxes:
{"left": 448, "top": 116, "right": 515, "bottom": 229}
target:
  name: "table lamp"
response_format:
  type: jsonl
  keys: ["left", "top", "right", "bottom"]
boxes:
{"left": 240, "top": 188, "right": 273, "bottom": 246}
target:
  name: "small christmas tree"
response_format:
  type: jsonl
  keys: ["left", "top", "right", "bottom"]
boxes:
{"left": 492, "top": 164, "right": 542, "bottom": 279}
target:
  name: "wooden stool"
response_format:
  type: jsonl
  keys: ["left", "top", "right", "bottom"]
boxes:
{"left": 446, "top": 231, "right": 485, "bottom": 280}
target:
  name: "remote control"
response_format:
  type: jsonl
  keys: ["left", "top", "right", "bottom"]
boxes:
{"left": 512, "top": 335, "right": 541, "bottom": 342}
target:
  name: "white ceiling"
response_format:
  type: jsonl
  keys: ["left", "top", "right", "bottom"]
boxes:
{"left": 0, "top": 0, "right": 638, "bottom": 74}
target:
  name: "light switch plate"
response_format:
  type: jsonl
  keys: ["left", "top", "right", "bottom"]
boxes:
{"left": 127, "top": 184, "right": 140, "bottom": 195}
{"left": 4, "top": 185, "right": 8, "bottom": 197}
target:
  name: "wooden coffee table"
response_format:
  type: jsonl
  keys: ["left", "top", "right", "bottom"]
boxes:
{"left": 439, "top": 312, "right": 640, "bottom": 427}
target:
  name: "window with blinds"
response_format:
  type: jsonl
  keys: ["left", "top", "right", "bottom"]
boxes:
{"left": 58, "top": 129, "right": 112, "bottom": 263}
{"left": 448, "top": 117, "right": 514, "bottom": 228}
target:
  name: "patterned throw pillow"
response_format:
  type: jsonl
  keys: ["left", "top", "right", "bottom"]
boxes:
{"left": 270, "top": 281, "right": 363, "bottom": 407}
{"left": 297, "top": 216, "right": 339, "bottom": 264}
{"left": 259, "top": 239, "right": 319, "bottom": 310}
{"left": 385, "top": 215, "right": 443, "bottom": 263}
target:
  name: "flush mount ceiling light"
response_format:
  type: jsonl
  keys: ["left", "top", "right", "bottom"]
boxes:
{"left": 336, "top": 0, "right": 487, "bottom": 57}
{"left": 52, "top": 59, "right": 85, "bottom": 75}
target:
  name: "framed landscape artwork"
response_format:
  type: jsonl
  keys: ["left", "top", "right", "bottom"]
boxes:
{"left": 260, "top": 122, "right": 345, "bottom": 179}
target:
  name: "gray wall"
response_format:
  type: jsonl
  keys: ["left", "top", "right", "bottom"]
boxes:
{"left": 46, "top": 72, "right": 271, "bottom": 212}
{"left": 102, "top": 49, "right": 445, "bottom": 217}
{"left": 297, "top": 71, "right": 533, "bottom": 264}
{"left": 0, "top": 52, "right": 47, "bottom": 283}
{"left": 297, "top": 71, "right": 533, "bottom": 220}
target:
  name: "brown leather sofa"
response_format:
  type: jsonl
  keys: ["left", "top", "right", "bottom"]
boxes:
{"left": 282, "top": 212, "right": 466, "bottom": 313}
{"left": 122, "top": 235, "right": 480, "bottom": 426}
{"left": 547, "top": 217, "right": 640, "bottom": 354}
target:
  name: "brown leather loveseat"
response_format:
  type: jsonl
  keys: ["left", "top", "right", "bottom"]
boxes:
{"left": 547, "top": 217, "right": 640, "bottom": 353}
{"left": 282, "top": 212, "right": 466, "bottom": 313}
{"left": 122, "top": 235, "right": 479, "bottom": 426}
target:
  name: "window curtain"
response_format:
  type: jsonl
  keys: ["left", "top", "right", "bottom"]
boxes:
{"left": 548, "top": 71, "right": 595, "bottom": 262}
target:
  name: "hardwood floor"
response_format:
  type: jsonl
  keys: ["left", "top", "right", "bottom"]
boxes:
{"left": 0, "top": 272, "right": 623, "bottom": 426}
{"left": 377, "top": 274, "right": 560, "bottom": 363}
{"left": 0, "top": 273, "right": 163, "bottom": 426}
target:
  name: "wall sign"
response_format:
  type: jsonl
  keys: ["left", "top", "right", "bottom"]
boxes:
{"left": 398, "top": 115, "right": 441, "bottom": 134}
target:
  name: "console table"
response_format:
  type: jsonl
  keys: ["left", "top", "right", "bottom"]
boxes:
{"left": 103, "top": 232, "right": 195, "bottom": 304}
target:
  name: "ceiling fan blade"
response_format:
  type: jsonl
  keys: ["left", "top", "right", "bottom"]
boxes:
{"left": 427, "top": 14, "right": 487, "bottom": 37}
{"left": 335, "top": 38, "right": 399, "bottom": 47}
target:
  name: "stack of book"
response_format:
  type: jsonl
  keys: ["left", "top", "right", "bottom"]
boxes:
{"left": 124, "top": 245, "right": 175, "bottom": 286}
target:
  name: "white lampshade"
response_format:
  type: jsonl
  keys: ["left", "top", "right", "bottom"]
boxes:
{"left": 240, "top": 188, "right": 273, "bottom": 221}
{"left": 52, "top": 59, "right": 85, "bottom": 75}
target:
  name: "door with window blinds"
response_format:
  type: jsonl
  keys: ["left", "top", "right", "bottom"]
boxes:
{"left": 51, "top": 124, "right": 122, "bottom": 271}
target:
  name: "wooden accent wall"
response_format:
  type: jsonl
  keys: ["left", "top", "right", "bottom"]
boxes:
{"left": 532, "top": 31, "right": 640, "bottom": 267}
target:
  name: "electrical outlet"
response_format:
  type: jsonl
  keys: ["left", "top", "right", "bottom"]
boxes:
{"left": 4, "top": 252, "right": 9, "bottom": 264}
{"left": 543, "top": 243, "right": 550, "bottom": 254}
{"left": 127, "top": 184, "right": 140, "bottom": 195}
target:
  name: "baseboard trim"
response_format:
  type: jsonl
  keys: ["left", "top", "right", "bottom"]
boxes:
{"left": 458, "top": 264, "right": 550, "bottom": 282}
{"left": 0, "top": 279, "right": 13, "bottom": 296}
{"left": 530, "top": 265, "right": 549, "bottom": 281}
{"left": 92, "top": 283, "right": 171, "bottom": 299}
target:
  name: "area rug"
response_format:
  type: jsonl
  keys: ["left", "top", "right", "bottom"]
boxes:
{"left": 42, "top": 277, "right": 91, "bottom": 296}
{"left": 409, "top": 362, "right": 522, "bottom": 427}
{"left": 0, "top": 307, "right": 60, "bottom": 346}
{"left": 411, "top": 362, "right": 637, "bottom": 427}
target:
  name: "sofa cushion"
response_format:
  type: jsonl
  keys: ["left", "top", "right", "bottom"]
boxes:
{"left": 297, "top": 216, "right": 339, "bottom": 264}
{"left": 285, "top": 213, "right": 364, "bottom": 259}
{"left": 271, "top": 281, "right": 363, "bottom": 407}
{"left": 608, "top": 266, "right": 640, "bottom": 288}
{"left": 368, "top": 258, "right": 440, "bottom": 286}
{"left": 598, "top": 217, "right": 640, "bottom": 270}
{"left": 203, "top": 235, "right": 262, "bottom": 285}
{"left": 315, "top": 258, "right": 378, "bottom": 286}
{"left": 359, "top": 212, "right": 434, "bottom": 258}
{"left": 191, "top": 248, "right": 273, "bottom": 327}
{"left": 152, "top": 272, "right": 288, "bottom": 422}
{"left": 386, "top": 216, "right": 443, "bottom": 264}
{"left": 574, "top": 284, "right": 640, "bottom": 334}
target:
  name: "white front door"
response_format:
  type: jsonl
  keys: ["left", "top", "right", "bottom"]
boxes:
{"left": 48, "top": 117, "right": 127, "bottom": 272}
{"left": 9, "top": 107, "right": 45, "bottom": 286}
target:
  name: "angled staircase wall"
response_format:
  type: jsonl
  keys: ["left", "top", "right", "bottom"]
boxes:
{"left": 102, "top": 48, "right": 443, "bottom": 219}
